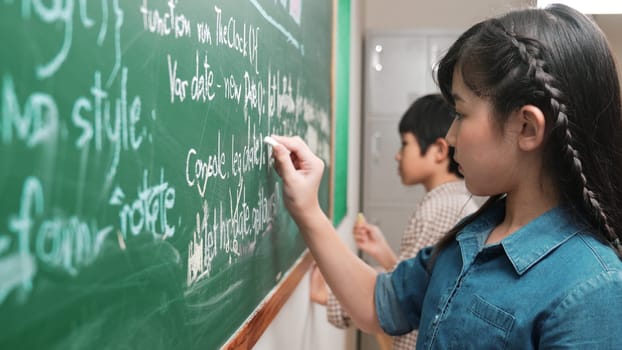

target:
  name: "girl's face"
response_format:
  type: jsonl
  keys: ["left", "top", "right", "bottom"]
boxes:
{"left": 395, "top": 132, "right": 435, "bottom": 186}
{"left": 445, "top": 69, "right": 521, "bottom": 196}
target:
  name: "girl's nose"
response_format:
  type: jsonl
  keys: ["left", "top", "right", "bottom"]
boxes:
{"left": 445, "top": 119, "right": 458, "bottom": 146}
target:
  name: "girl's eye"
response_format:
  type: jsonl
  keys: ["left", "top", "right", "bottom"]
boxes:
{"left": 454, "top": 112, "right": 464, "bottom": 120}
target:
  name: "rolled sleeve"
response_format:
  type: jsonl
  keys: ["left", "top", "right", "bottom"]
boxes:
{"left": 375, "top": 247, "right": 433, "bottom": 336}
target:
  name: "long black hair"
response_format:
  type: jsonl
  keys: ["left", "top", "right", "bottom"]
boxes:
{"left": 432, "top": 4, "right": 622, "bottom": 260}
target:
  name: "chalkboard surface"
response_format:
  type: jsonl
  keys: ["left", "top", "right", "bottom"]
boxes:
{"left": 0, "top": 1, "right": 332, "bottom": 349}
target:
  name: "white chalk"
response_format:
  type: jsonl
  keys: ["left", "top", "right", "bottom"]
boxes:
{"left": 263, "top": 136, "right": 280, "bottom": 147}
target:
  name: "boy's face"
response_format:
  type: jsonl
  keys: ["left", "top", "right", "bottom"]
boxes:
{"left": 395, "top": 132, "right": 436, "bottom": 186}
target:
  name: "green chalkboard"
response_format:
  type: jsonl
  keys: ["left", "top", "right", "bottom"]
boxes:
{"left": 0, "top": 1, "right": 332, "bottom": 349}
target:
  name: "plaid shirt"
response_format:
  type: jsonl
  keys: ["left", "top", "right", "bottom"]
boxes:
{"left": 326, "top": 181, "right": 479, "bottom": 350}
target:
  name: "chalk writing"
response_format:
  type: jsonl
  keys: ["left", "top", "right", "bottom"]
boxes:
{"left": 112, "top": 168, "right": 176, "bottom": 240}
{"left": 185, "top": 132, "right": 228, "bottom": 198}
{"left": 196, "top": 21, "right": 213, "bottom": 44}
{"left": 71, "top": 67, "right": 146, "bottom": 180}
{"left": 20, "top": 0, "right": 74, "bottom": 79}
{"left": 243, "top": 71, "right": 267, "bottom": 118}
{"left": 215, "top": 6, "right": 260, "bottom": 74}
{"left": 35, "top": 215, "right": 114, "bottom": 276}
{"left": 105, "top": 0, "right": 124, "bottom": 87}
{"left": 168, "top": 51, "right": 217, "bottom": 104}
{"left": 249, "top": 0, "right": 302, "bottom": 52}
{"left": 140, "top": 0, "right": 191, "bottom": 38}
{"left": 187, "top": 179, "right": 279, "bottom": 286}
{"left": 11, "top": 0, "right": 124, "bottom": 82}
{"left": 1, "top": 74, "right": 59, "bottom": 147}
{"left": 223, "top": 74, "right": 242, "bottom": 104}
{"left": 299, "top": 97, "right": 331, "bottom": 162}
{"left": 231, "top": 120, "right": 267, "bottom": 180}
{"left": 78, "top": 0, "right": 95, "bottom": 28}
{"left": 0, "top": 177, "right": 114, "bottom": 305}
{"left": 190, "top": 50, "right": 217, "bottom": 102}
{"left": 266, "top": 67, "right": 295, "bottom": 120}
{"left": 167, "top": 54, "right": 188, "bottom": 103}
{"left": 0, "top": 177, "right": 40, "bottom": 304}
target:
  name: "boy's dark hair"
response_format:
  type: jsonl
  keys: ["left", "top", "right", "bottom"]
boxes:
{"left": 398, "top": 93, "right": 461, "bottom": 177}
{"left": 432, "top": 3, "right": 622, "bottom": 261}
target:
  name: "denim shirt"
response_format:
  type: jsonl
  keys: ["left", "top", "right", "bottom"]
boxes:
{"left": 375, "top": 200, "right": 622, "bottom": 349}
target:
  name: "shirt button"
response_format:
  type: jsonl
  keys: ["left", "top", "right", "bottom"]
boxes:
{"left": 433, "top": 315, "right": 439, "bottom": 323}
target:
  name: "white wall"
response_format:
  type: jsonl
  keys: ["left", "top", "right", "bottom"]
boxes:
{"left": 253, "top": 0, "right": 364, "bottom": 349}
{"left": 594, "top": 15, "right": 622, "bottom": 81}
{"left": 365, "top": 0, "right": 533, "bottom": 31}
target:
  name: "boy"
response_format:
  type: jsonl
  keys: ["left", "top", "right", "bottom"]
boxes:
{"left": 310, "top": 93, "right": 479, "bottom": 349}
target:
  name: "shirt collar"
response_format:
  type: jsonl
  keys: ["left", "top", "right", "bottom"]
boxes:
{"left": 425, "top": 180, "right": 467, "bottom": 198}
{"left": 457, "top": 198, "right": 583, "bottom": 275}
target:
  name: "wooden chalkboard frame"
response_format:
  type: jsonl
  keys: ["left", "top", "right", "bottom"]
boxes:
{"left": 219, "top": 0, "right": 339, "bottom": 348}
{"left": 222, "top": 251, "right": 313, "bottom": 349}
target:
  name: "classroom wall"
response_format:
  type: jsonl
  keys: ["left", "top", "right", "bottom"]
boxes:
{"left": 594, "top": 15, "right": 622, "bottom": 80}
{"left": 253, "top": 0, "right": 364, "bottom": 349}
{"left": 364, "top": 0, "right": 622, "bottom": 78}
{"left": 364, "top": 0, "right": 533, "bottom": 31}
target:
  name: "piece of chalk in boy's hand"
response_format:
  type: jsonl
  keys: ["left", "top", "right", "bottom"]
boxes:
{"left": 356, "top": 212, "right": 366, "bottom": 225}
{"left": 263, "top": 136, "right": 280, "bottom": 147}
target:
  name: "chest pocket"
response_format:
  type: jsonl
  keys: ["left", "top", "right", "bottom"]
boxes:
{"left": 450, "top": 295, "right": 515, "bottom": 349}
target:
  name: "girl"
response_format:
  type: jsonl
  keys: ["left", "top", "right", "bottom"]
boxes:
{"left": 271, "top": 4, "right": 622, "bottom": 349}
{"left": 313, "top": 94, "right": 479, "bottom": 350}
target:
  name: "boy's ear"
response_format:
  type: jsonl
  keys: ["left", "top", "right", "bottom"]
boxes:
{"left": 516, "top": 105, "right": 546, "bottom": 151}
{"left": 431, "top": 138, "right": 450, "bottom": 162}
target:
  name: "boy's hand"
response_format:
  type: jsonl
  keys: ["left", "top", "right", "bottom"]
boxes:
{"left": 309, "top": 263, "right": 328, "bottom": 305}
{"left": 353, "top": 222, "right": 385, "bottom": 258}
{"left": 353, "top": 215, "right": 396, "bottom": 270}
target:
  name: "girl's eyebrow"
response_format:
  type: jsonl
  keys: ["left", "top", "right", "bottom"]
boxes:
{"left": 451, "top": 92, "right": 464, "bottom": 103}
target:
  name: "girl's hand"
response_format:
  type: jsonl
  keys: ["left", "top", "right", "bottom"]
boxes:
{"left": 270, "top": 135, "right": 325, "bottom": 224}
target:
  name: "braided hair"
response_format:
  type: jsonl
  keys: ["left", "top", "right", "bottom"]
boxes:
{"left": 432, "top": 4, "right": 622, "bottom": 261}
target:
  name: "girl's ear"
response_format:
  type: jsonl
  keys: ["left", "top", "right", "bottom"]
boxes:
{"left": 517, "top": 105, "right": 546, "bottom": 151}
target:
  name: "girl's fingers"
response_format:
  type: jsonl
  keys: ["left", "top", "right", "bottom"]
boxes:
{"left": 271, "top": 135, "right": 312, "bottom": 161}
{"left": 272, "top": 143, "right": 296, "bottom": 179}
